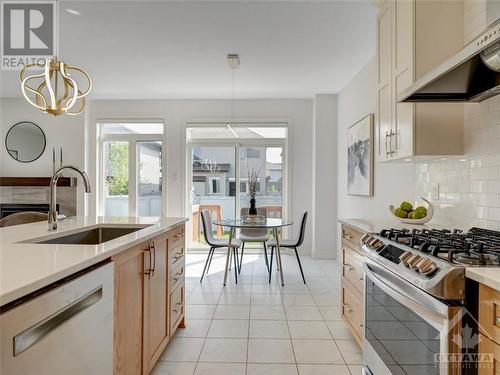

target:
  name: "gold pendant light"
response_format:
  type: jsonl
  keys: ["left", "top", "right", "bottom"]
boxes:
{"left": 20, "top": 57, "right": 92, "bottom": 116}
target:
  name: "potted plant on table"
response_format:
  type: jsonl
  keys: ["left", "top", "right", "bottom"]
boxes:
{"left": 248, "top": 167, "right": 260, "bottom": 215}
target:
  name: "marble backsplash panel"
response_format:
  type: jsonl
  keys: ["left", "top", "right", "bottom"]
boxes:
{"left": 0, "top": 186, "right": 77, "bottom": 217}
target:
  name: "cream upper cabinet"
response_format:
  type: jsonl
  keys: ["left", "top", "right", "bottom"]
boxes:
{"left": 376, "top": 1, "right": 393, "bottom": 162}
{"left": 376, "top": 0, "right": 464, "bottom": 162}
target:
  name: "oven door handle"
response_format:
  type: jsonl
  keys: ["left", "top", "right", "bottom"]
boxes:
{"left": 363, "top": 260, "right": 449, "bottom": 324}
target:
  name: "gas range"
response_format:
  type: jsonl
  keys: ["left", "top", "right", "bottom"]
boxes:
{"left": 361, "top": 227, "right": 499, "bottom": 374}
{"left": 361, "top": 227, "right": 500, "bottom": 301}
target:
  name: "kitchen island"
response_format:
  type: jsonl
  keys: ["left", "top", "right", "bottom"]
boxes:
{"left": 0, "top": 216, "right": 187, "bottom": 375}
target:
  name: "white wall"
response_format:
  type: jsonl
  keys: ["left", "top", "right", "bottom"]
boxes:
{"left": 313, "top": 94, "right": 337, "bottom": 258}
{"left": 0, "top": 98, "right": 86, "bottom": 212}
{"left": 336, "top": 57, "right": 414, "bottom": 220}
{"left": 86, "top": 98, "right": 315, "bottom": 254}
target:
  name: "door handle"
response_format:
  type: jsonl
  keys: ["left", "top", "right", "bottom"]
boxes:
{"left": 13, "top": 287, "right": 103, "bottom": 356}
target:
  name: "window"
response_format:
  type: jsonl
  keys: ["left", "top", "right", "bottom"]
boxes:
{"left": 245, "top": 148, "right": 260, "bottom": 158}
{"left": 209, "top": 177, "right": 221, "bottom": 194}
{"left": 98, "top": 121, "right": 164, "bottom": 217}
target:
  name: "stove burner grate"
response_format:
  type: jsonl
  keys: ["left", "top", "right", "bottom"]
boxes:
{"left": 378, "top": 226, "right": 500, "bottom": 266}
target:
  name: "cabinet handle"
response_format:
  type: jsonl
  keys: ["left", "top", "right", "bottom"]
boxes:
{"left": 385, "top": 130, "right": 391, "bottom": 157}
{"left": 144, "top": 246, "right": 153, "bottom": 279}
{"left": 343, "top": 304, "right": 352, "bottom": 313}
{"left": 151, "top": 241, "right": 156, "bottom": 277}
{"left": 14, "top": 287, "right": 102, "bottom": 356}
{"left": 389, "top": 129, "right": 396, "bottom": 155}
{"left": 174, "top": 233, "right": 184, "bottom": 240}
{"left": 172, "top": 302, "right": 183, "bottom": 313}
{"left": 172, "top": 270, "right": 184, "bottom": 283}
{"left": 343, "top": 232, "right": 352, "bottom": 240}
{"left": 343, "top": 264, "right": 354, "bottom": 271}
{"left": 172, "top": 251, "right": 183, "bottom": 262}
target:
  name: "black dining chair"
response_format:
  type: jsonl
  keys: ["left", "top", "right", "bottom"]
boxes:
{"left": 199, "top": 210, "right": 241, "bottom": 283}
{"left": 268, "top": 211, "right": 308, "bottom": 284}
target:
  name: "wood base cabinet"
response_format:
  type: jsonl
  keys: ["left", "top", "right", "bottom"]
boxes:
{"left": 478, "top": 283, "right": 500, "bottom": 375}
{"left": 340, "top": 224, "right": 364, "bottom": 347}
{"left": 478, "top": 334, "right": 500, "bottom": 375}
{"left": 113, "top": 224, "right": 186, "bottom": 375}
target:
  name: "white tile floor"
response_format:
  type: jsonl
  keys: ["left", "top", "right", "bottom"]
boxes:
{"left": 153, "top": 251, "right": 363, "bottom": 375}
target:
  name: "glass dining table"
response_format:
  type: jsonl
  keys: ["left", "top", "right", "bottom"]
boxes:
{"left": 213, "top": 218, "right": 293, "bottom": 286}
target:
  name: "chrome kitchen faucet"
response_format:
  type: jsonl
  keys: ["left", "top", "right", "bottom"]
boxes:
{"left": 49, "top": 165, "right": 91, "bottom": 230}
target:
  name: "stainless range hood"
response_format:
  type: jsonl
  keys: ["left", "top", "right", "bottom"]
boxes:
{"left": 399, "top": 10, "right": 500, "bottom": 103}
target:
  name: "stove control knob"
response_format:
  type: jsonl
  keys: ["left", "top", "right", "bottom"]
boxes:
{"left": 418, "top": 260, "right": 438, "bottom": 276}
{"left": 399, "top": 251, "right": 413, "bottom": 267}
{"left": 371, "top": 239, "right": 384, "bottom": 251}
{"left": 360, "top": 233, "right": 371, "bottom": 243}
{"left": 408, "top": 255, "right": 423, "bottom": 270}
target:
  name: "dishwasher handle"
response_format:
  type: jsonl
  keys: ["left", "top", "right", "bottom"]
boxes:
{"left": 13, "top": 286, "right": 103, "bottom": 356}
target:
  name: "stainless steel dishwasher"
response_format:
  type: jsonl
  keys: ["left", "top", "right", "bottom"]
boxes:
{"left": 0, "top": 262, "right": 114, "bottom": 375}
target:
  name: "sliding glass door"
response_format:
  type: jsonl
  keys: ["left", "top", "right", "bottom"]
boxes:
{"left": 187, "top": 123, "right": 288, "bottom": 248}
{"left": 239, "top": 146, "right": 283, "bottom": 219}
{"left": 191, "top": 146, "right": 236, "bottom": 246}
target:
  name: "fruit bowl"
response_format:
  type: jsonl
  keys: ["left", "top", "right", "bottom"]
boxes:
{"left": 389, "top": 197, "right": 434, "bottom": 224}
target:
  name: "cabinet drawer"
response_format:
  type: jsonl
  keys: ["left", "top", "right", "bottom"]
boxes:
{"left": 170, "top": 283, "right": 185, "bottom": 336}
{"left": 169, "top": 261, "right": 185, "bottom": 292}
{"left": 479, "top": 284, "right": 500, "bottom": 346}
{"left": 168, "top": 225, "right": 185, "bottom": 250}
{"left": 341, "top": 225, "right": 364, "bottom": 249}
{"left": 169, "top": 245, "right": 185, "bottom": 268}
{"left": 342, "top": 246, "right": 364, "bottom": 294}
{"left": 478, "top": 334, "right": 500, "bottom": 375}
{"left": 341, "top": 279, "right": 363, "bottom": 346}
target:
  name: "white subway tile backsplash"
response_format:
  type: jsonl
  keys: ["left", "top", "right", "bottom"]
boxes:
{"left": 488, "top": 181, "right": 500, "bottom": 194}
{"left": 415, "top": 94, "right": 500, "bottom": 228}
{"left": 489, "top": 208, "right": 500, "bottom": 221}
{"left": 478, "top": 194, "right": 500, "bottom": 207}
{"left": 412, "top": 3, "right": 499, "bottom": 230}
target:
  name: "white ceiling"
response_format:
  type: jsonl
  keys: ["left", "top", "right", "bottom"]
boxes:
{"left": 0, "top": 1, "right": 377, "bottom": 99}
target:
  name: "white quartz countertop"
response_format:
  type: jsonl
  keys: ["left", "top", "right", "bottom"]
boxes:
{"left": 0, "top": 216, "right": 187, "bottom": 306}
{"left": 466, "top": 268, "right": 500, "bottom": 292}
{"left": 338, "top": 218, "right": 454, "bottom": 234}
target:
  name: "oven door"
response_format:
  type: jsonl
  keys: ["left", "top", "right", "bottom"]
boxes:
{"left": 363, "top": 259, "right": 462, "bottom": 375}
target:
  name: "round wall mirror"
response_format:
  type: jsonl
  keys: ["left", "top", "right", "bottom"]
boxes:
{"left": 5, "top": 121, "right": 46, "bottom": 163}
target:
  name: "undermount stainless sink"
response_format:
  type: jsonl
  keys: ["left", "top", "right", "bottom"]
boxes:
{"left": 33, "top": 226, "right": 151, "bottom": 245}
